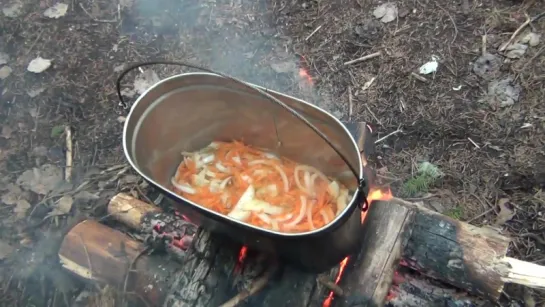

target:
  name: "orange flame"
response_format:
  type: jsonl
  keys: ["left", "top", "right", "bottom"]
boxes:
{"left": 323, "top": 186, "right": 393, "bottom": 307}
{"left": 238, "top": 246, "right": 248, "bottom": 264}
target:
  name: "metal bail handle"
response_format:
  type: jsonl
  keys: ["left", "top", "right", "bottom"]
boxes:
{"left": 116, "top": 60, "right": 363, "bottom": 185}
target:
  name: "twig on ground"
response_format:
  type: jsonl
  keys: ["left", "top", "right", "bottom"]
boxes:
{"left": 317, "top": 275, "right": 345, "bottom": 296}
{"left": 410, "top": 72, "right": 428, "bottom": 83}
{"left": 466, "top": 207, "right": 495, "bottom": 224}
{"left": 348, "top": 86, "right": 353, "bottom": 121}
{"left": 405, "top": 194, "right": 435, "bottom": 201}
{"left": 220, "top": 263, "right": 277, "bottom": 307}
{"left": 26, "top": 30, "right": 44, "bottom": 55}
{"left": 482, "top": 34, "right": 487, "bottom": 56}
{"left": 499, "top": 12, "right": 545, "bottom": 52}
{"left": 375, "top": 128, "right": 402, "bottom": 144}
{"left": 364, "top": 104, "right": 381, "bottom": 125}
{"left": 98, "top": 166, "right": 131, "bottom": 192}
{"left": 305, "top": 25, "right": 323, "bottom": 41}
{"left": 65, "top": 126, "right": 72, "bottom": 183}
{"left": 79, "top": 3, "right": 117, "bottom": 22}
{"left": 344, "top": 51, "right": 382, "bottom": 66}
{"left": 520, "top": 233, "right": 545, "bottom": 246}
{"left": 467, "top": 137, "right": 480, "bottom": 148}
{"left": 437, "top": 4, "right": 458, "bottom": 44}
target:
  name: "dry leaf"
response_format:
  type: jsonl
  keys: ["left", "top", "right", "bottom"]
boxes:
{"left": 2, "top": 1, "right": 24, "bottom": 17}
{"left": 27, "top": 57, "right": 52, "bottom": 73}
{"left": 0, "top": 52, "right": 9, "bottom": 65}
{"left": 14, "top": 199, "right": 31, "bottom": 218}
{"left": 43, "top": 3, "right": 68, "bottom": 18}
{"left": 16, "top": 164, "right": 63, "bottom": 195}
{"left": 133, "top": 69, "right": 160, "bottom": 95}
{"left": 1, "top": 183, "right": 22, "bottom": 205}
{"left": 52, "top": 195, "right": 73, "bottom": 215}
{"left": 494, "top": 198, "right": 515, "bottom": 226}
{"left": 373, "top": 3, "right": 397, "bottom": 23}
{"left": 1, "top": 125, "right": 13, "bottom": 139}
{"left": 74, "top": 191, "right": 99, "bottom": 201}
{"left": 0, "top": 240, "right": 14, "bottom": 260}
{"left": 0, "top": 66, "right": 12, "bottom": 80}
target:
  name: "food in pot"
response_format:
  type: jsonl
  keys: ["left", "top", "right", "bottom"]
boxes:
{"left": 171, "top": 141, "right": 352, "bottom": 233}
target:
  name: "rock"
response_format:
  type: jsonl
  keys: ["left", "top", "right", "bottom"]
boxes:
{"left": 373, "top": 3, "right": 397, "bottom": 23}
{"left": 505, "top": 43, "right": 527, "bottom": 59}
{"left": 473, "top": 53, "right": 501, "bottom": 80}
{"left": 0, "top": 66, "right": 12, "bottom": 80}
{"left": 487, "top": 77, "right": 521, "bottom": 108}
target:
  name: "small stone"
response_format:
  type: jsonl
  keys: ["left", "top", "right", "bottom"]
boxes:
{"left": 43, "top": 3, "right": 68, "bottom": 18}
{"left": 373, "top": 3, "right": 397, "bottom": 23}
{"left": 487, "top": 77, "right": 521, "bottom": 108}
{"left": 27, "top": 57, "right": 52, "bottom": 73}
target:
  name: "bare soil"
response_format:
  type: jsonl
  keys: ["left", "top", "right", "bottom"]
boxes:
{"left": 0, "top": 0, "right": 544, "bottom": 305}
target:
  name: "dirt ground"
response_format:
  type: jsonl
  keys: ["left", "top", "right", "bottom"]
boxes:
{"left": 0, "top": 0, "right": 544, "bottom": 305}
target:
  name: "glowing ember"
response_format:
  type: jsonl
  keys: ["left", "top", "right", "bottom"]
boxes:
{"left": 299, "top": 68, "right": 313, "bottom": 85}
{"left": 323, "top": 186, "right": 393, "bottom": 307}
{"left": 238, "top": 246, "right": 248, "bottom": 264}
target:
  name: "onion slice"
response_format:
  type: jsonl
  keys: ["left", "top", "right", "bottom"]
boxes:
{"left": 285, "top": 196, "right": 307, "bottom": 228}
{"left": 171, "top": 177, "right": 196, "bottom": 194}
{"left": 307, "top": 200, "right": 315, "bottom": 230}
{"left": 249, "top": 160, "right": 289, "bottom": 192}
{"left": 227, "top": 185, "right": 255, "bottom": 221}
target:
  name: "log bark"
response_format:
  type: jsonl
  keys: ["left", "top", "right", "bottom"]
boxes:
{"left": 338, "top": 200, "right": 413, "bottom": 307}
{"left": 394, "top": 198, "right": 512, "bottom": 301}
{"left": 58, "top": 219, "right": 182, "bottom": 306}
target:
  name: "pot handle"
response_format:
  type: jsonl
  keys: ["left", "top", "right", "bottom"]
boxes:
{"left": 115, "top": 61, "right": 368, "bottom": 200}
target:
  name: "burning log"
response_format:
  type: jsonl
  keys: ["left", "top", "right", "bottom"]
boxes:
{"left": 58, "top": 219, "right": 182, "bottom": 306}
{"left": 107, "top": 193, "right": 197, "bottom": 260}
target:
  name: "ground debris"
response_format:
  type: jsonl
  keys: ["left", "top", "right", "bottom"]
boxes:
{"left": 494, "top": 198, "right": 515, "bottom": 226}
{"left": 2, "top": 0, "right": 24, "bottom": 17}
{"left": 16, "top": 164, "right": 63, "bottom": 195}
{"left": 43, "top": 3, "right": 68, "bottom": 19}
{"left": 419, "top": 56, "right": 439, "bottom": 75}
{"left": 133, "top": 69, "right": 160, "bottom": 95}
{"left": 14, "top": 199, "right": 31, "bottom": 218}
{"left": 1, "top": 183, "right": 23, "bottom": 205}
{"left": 473, "top": 53, "right": 501, "bottom": 80}
{"left": 505, "top": 43, "right": 528, "bottom": 59}
{"left": 520, "top": 32, "right": 541, "bottom": 47}
{"left": 0, "top": 66, "right": 12, "bottom": 79}
{"left": 0, "top": 240, "right": 14, "bottom": 260}
{"left": 47, "top": 195, "right": 73, "bottom": 217}
{"left": 27, "top": 57, "right": 52, "bottom": 73}
{"left": 485, "top": 77, "right": 521, "bottom": 108}
{"left": 373, "top": 3, "right": 397, "bottom": 23}
{"left": 0, "top": 52, "right": 9, "bottom": 65}
{"left": 270, "top": 61, "right": 296, "bottom": 74}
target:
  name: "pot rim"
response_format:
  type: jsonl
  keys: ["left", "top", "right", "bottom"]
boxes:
{"left": 122, "top": 72, "right": 364, "bottom": 237}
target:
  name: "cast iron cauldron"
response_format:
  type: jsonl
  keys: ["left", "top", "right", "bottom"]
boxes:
{"left": 122, "top": 72, "right": 368, "bottom": 272}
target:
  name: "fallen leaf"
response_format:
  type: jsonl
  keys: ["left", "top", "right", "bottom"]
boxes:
{"left": 50, "top": 125, "right": 64, "bottom": 137}
{"left": 505, "top": 43, "right": 527, "bottom": 59}
{"left": 0, "top": 52, "right": 9, "bottom": 65}
{"left": 14, "top": 199, "right": 31, "bottom": 218}
{"left": 2, "top": 1, "right": 24, "bottom": 17}
{"left": 494, "top": 198, "right": 515, "bottom": 226}
{"left": 51, "top": 195, "right": 73, "bottom": 215}
{"left": 1, "top": 183, "right": 23, "bottom": 205}
{"left": 27, "top": 57, "right": 52, "bottom": 73}
{"left": 520, "top": 32, "right": 541, "bottom": 47}
{"left": 113, "top": 64, "right": 125, "bottom": 73}
{"left": 0, "top": 240, "right": 14, "bottom": 260}
{"left": 43, "top": 3, "right": 68, "bottom": 18}
{"left": 373, "top": 3, "right": 397, "bottom": 23}
{"left": 0, "top": 66, "right": 12, "bottom": 80}
{"left": 120, "top": 174, "right": 139, "bottom": 185}
{"left": 16, "top": 164, "right": 63, "bottom": 195}
{"left": 1, "top": 125, "right": 13, "bottom": 139}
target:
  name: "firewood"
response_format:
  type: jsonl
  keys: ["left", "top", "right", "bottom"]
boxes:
{"left": 58, "top": 219, "right": 181, "bottom": 306}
